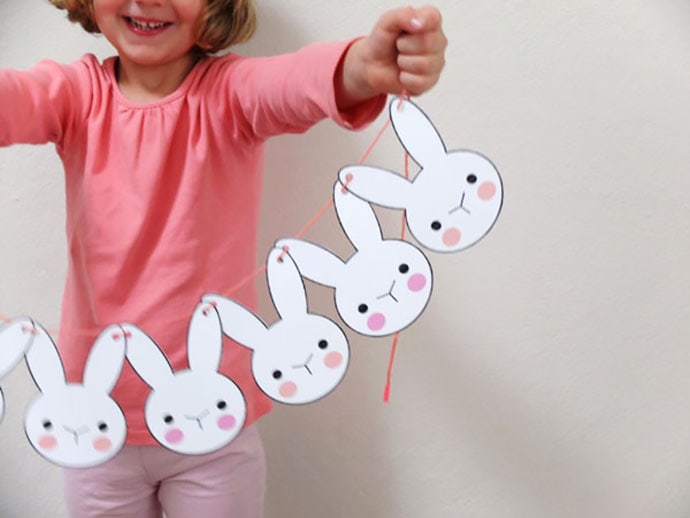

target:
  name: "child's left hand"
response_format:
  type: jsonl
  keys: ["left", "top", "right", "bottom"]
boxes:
{"left": 336, "top": 6, "right": 447, "bottom": 109}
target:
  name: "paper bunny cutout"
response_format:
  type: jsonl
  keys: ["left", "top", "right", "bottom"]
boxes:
{"left": 123, "top": 301, "right": 246, "bottom": 455}
{"left": 277, "top": 180, "right": 433, "bottom": 337}
{"left": 204, "top": 247, "right": 350, "bottom": 405}
{"left": 0, "top": 317, "right": 36, "bottom": 423}
{"left": 23, "top": 323, "right": 127, "bottom": 468}
{"left": 339, "top": 97, "right": 503, "bottom": 253}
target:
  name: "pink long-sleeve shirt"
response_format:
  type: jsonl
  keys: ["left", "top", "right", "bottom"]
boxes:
{"left": 0, "top": 40, "right": 385, "bottom": 444}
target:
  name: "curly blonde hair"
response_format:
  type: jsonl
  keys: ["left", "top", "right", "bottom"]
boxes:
{"left": 49, "top": 0, "right": 257, "bottom": 53}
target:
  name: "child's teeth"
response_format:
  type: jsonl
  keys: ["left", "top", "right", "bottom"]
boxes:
{"left": 130, "top": 18, "right": 167, "bottom": 30}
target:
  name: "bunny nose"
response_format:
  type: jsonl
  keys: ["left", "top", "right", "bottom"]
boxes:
{"left": 443, "top": 228, "right": 461, "bottom": 247}
{"left": 64, "top": 425, "right": 89, "bottom": 443}
{"left": 185, "top": 409, "right": 210, "bottom": 429}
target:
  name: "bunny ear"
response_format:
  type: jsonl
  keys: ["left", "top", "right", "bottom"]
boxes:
{"left": 24, "top": 323, "right": 66, "bottom": 393}
{"left": 333, "top": 180, "right": 383, "bottom": 251}
{"left": 0, "top": 317, "right": 36, "bottom": 379}
{"left": 390, "top": 97, "right": 447, "bottom": 167}
{"left": 275, "top": 238, "right": 346, "bottom": 289}
{"left": 82, "top": 324, "right": 127, "bottom": 394}
{"left": 339, "top": 165, "right": 415, "bottom": 210}
{"left": 187, "top": 301, "right": 223, "bottom": 372}
{"left": 202, "top": 294, "right": 267, "bottom": 352}
{"left": 267, "top": 247, "right": 308, "bottom": 319}
{"left": 123, "top": 323, "right": 174, "bottom": 389}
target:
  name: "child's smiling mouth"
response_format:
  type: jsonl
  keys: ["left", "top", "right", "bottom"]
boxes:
{"left": 124, "top": 16, "right": 173, "bottom": 33}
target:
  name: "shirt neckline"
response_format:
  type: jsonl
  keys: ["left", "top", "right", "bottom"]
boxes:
{"left": 103, "top": 55, "right": 208, "bottom": 109}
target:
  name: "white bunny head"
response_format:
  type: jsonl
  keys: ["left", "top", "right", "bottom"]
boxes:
{"left": 204, "top": 247, "right": 350, "bottom": 405}
{"left": 23, "top": 323, "right": 127, "bottom": 468}
{"left": 0, "top": 317, "right": 36, "bottom": 423}
{"left": 339, "top": 97, "right": 503, "bottom": 253}
{"left": 123, "top": 303, "right": 246, "bottom": 455}
{"left": 276, "top": 180, "right": 433, "bottom": 337}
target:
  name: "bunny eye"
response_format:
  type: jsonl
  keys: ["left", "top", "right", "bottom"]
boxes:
{"left": 163, "top": 414, "right": 174, "bottom": 424}
{"left": 431, "top": 221, "right": 442, "bottom": 231}
{"left": 42, "top": 420, "right": 53, "bottom": 431}
{"left": 358, "top": 304, "right": 369, "bottom": 314}
{"left": 466, "top": 174, "right": 478, "bottom": 184}
{"left": 318, "top": 339, "right": 328, "bottom": 350}
{"left": 398, "top": 264, "right": 410, "bottom": 274}
{"left": 273, "top": 370, "right": 283, "bottom": 380}
{"left": 97, "top": 421, "right": 109, "bottom": 432}
{"left": 217, "top": 400, "right": 227, "bottom": 410}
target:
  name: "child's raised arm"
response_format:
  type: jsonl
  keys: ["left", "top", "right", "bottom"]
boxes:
{"left": 0, "top": 61, "right": 84, "bottom": 148}
{"left": 335, "top": 6, "right": 447, "bottom": 110}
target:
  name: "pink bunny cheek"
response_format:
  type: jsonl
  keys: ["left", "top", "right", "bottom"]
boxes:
{"left": 165, "top": 428, "right": 184, "bottom": 445}
{"left": 38, "top": 434, "right": 58, "bottom": 451}
{"left": 407, "top": 273, "right": 427, "bottom": 292}
{"left": 367, "top": 313, "right": 386, "bottom": 332}
{"left": 279, "top": 381, "right": 298, "bottom": 399}
{"left": 443, "top": 228, "right": 461, "bottom": 247}
{"left": 217, "top": 415, "right": 237, "bottom": 431}
{"left": 324, "top": 351, "right": 343, "bottom": 369}
{"left": 92, "top": 437, "right": 112, "bottom": 452}
{"left": 478, "top": 182, "right": 497, "bottom": 201}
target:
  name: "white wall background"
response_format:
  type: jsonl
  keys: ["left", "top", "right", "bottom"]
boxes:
{"left": 1, "top": 1, "right": 689, "bottom": 517}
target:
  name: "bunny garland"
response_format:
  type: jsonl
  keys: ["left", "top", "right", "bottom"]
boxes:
{"left": 340, "top": 97, "right": 503, "bottom": 253}
{"left": 205, "top": 247, "right": 350, "bottom": 405}
{"left": 23, "top": 322, "right": 128, "bottom": 468}
{"left": 0, "top": 96, "right": 503, "bottom": 468}
{"left": 277, "top": 180, "right": 433, "bottom": 337}
{"left": 123, "top": 301, "right": 247, "bottom": 455}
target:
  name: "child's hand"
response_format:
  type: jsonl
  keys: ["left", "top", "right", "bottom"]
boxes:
{"left": 336, "top": 6, "right": 447, "bottom": 109}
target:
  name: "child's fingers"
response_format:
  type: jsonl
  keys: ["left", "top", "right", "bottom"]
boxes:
{"left": 397, "top": 54, "right": 445, "bottom": 79}
{"left": 375, "top": 7, "right": 418, "bottom": 37}
{"left": 397, "top": 54, "right": 445, "bottom": 95}
{"left": 398, "top": 70, "right": 439, "bottom": 96}
{"left": 396, "top": 29, "right": 447, "bottom": 57}
{"left": 395, "top": 17, "right": 446, "bottom": 95}
{"left": 405, "top": 6, "right": 444, "bottom": 34}
{"left": 374, "top": 5, "right": 441, "bottom": 43}
{"left": 364, "top": 5, "right": 446, "bottom": 96}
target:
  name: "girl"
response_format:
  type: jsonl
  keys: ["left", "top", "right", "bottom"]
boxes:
{"left": 0, "top": 0, "right": 447, "bottom": 516}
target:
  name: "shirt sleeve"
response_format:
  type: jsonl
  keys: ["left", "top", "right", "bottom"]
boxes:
{"left": 213, "top": 39, "right": 387, "bottom": 141}
{"left": 0, "top": 59, "right": 85, "bottom": 148}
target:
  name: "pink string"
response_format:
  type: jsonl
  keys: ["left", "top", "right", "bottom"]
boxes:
{"left": 383, "top": 331, "right": 401, "bottom": 403}
{"left": 382, "top": 145, "right": 412, "bottom": 403}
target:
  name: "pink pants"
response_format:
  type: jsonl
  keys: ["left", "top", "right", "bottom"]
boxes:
{"left": 63, "top": 425, "right": 265, "bottom": 518}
